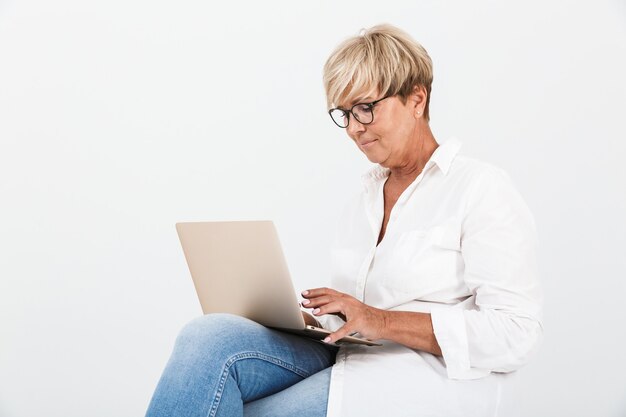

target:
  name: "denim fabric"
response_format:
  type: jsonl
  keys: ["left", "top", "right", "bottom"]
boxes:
{"left": 146, "top": 313, "right": 338, "bottom": 417}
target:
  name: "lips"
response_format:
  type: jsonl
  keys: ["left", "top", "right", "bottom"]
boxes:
{"left": 359, "top": 139, "right": 377, "bottom": 147}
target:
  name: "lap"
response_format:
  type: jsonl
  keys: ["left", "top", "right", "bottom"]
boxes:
{"left": 176, "top": 313, "right": 338, "bottom": 402}
{"left": 147, "top": 314, "right": 337, "bottom": 417}
{"left": 178, "top": 313, "right": 337, "bottom": 369}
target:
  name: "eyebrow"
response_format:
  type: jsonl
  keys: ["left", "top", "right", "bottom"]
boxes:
{"left": 351, "top": 96, "right": 375, "bottom": 105}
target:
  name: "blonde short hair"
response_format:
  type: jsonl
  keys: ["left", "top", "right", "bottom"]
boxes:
{"left": 323, "top": 24, "right": 434, "bottom": 121}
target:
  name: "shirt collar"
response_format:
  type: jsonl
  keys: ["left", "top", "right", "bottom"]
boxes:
{"left": 428, "top": 137, "right": 462, "bottom": 176}
{"left": 361, "top": 138, "right": 463, "bottom": 188}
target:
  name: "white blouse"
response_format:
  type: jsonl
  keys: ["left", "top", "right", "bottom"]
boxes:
{"left": 318, "top": 138, "right": 543, "bottom": 417}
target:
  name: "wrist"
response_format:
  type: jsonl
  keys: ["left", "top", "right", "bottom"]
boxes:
{"left": 379, "top": 309, "right": 391, "bottom": 339}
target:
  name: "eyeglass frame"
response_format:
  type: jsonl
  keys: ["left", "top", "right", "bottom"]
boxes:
{"left": 328, "top": 95, "right": 391, "bottom": 128}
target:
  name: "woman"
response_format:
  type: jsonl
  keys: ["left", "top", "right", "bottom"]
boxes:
{"left": 146, "top": 24, "right": 542, "bottom": 417}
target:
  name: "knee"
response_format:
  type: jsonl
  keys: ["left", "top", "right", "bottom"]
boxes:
{"left": 175, "top": 313, "right": 257, "bottom": 353}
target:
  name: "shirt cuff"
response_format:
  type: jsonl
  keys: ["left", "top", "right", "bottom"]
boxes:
{"left": 430, "top": 307, "right": 491, "bottom": 380}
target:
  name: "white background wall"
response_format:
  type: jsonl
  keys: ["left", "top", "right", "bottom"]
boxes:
{"left": 1, "top": 1, "right": 625, "bottom": 416}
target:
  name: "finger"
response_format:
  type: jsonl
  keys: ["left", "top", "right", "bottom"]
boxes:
{"left": 301, "top": 287, "right": 340, "bottom": 299}
{"left": 323, "top": 323, "right": 356, "bottom": 345}
{"left": 311, "top": 300, "right": 345, "bottom": 317}
{"left": 300, "top": 295, "right": 333, "bottom": 308}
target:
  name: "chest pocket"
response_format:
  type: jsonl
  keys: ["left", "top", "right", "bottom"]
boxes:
{"left": 383, "top": 218, "right": 462, "bottom": 293}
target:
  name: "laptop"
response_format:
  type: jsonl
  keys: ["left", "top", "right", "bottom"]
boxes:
{"left": 175, "top": 220, "right": 380, "bottom": 346}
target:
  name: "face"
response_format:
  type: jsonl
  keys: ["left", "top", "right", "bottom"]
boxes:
{"left": 338, "top": 88, "right": 426, "bottom": 168}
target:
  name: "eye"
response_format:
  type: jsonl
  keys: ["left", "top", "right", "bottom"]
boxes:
{"left": 353, "top": 104, "right": 372, "bottom": 114}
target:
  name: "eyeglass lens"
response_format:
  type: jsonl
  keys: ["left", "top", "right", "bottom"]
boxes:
{"left": 330, "top": 104, "right": 374, "bottom": 128}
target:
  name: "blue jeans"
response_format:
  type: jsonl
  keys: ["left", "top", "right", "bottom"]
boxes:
{"left": 146, "top": 313, "right": 338, "bottom": 417}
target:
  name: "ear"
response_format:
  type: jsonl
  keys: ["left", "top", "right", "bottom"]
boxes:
{"left": 410, "top": 85, "right": 427, "bottom": 117}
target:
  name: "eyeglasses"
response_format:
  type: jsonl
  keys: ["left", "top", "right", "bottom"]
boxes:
{"left": 328, "top": 96, "right": 391, "bottom": 128}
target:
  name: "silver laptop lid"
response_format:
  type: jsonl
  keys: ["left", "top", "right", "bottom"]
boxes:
{"left": 175, "top": 221, "right": 305, "bottom": 330}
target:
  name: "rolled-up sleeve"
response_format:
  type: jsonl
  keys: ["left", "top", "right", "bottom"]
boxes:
{"left": 431, "top": 166, "right": 543, "bottom": 380}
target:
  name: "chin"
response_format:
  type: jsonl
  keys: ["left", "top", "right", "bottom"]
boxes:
{"left": 362, "top": 151, "right": 386, "bottom": 165}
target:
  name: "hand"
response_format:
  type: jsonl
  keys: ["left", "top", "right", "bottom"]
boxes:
{"left": 301, "top": 287, "right": 387, "bottom": 344}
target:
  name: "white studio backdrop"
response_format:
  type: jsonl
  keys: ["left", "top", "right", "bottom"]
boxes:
{"left": 1, "top": 1, "right": 625, "bottom": 416}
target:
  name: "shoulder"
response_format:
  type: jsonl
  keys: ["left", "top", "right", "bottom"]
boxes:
{"left": 450, "top": 155, "right": 536, "bottom": 231}
{"left": 446, "top": 154, "right": 523, "bottom": 204}
{"left": 450, "top": 154, "right": 511, "bottom": 185}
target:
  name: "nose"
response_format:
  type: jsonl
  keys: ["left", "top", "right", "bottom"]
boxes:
{"left": 346, "top": 116, "right": 365, "bottom": 137}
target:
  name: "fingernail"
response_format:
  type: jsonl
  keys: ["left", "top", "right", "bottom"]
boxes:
{"left": 301, "top": 299, "right": 310, "bottom": 305}
{"left": 323, "top": 337, "right": 331, "bottom": 343}
{"left": 313, "top": 308, "right": 320, "bottom": 314}
{"left": 302, "top": 290, "right": 309, "bottom": 296}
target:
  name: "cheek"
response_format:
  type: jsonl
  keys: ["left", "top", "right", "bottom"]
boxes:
{"left": 378, "top": 127, "right": 402, "bottom": 148}
{"left": 395, "top": 115, "right": 415, "bottom": 136}
{"left": 381, "top": 112, "right": 411, "bottom": 136}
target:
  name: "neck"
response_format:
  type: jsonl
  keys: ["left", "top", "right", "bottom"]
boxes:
{"left": 387, "top": 124, "right": 439, "bottom": 184}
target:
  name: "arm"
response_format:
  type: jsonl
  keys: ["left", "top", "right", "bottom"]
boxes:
{"left": 379, "top": 311, "right": 442, "bottom": 356}
{"left": 430, "top": 167, "right": 543, "bottom": 378}
{"left": 301, "top": 288, "right": 441, "bottom": 356}
{"left": 304, "top": 167, "right": 542, "bottom": 379}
